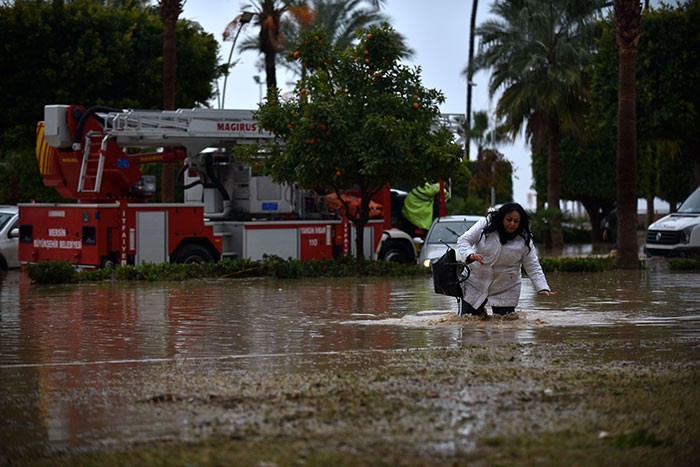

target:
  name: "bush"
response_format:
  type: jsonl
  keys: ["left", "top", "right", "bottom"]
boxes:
{"left": 539, "top": 256, "right": 617, "bottom": 272}
{"left": 25, "top": 261, "right": 79, "bottom": 284}
{"left": 25, "top": 255, "right": 642, "bottom": 285}
{"left": 24, "top": 256, "right": 425, "bottom": 284}
{"left": 668, "top": 255, "right": 700, "bottom": 271}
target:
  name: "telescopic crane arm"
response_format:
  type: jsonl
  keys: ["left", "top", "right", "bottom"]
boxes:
{"left": 38, "top": 104, "right": 273, "bottom": 202}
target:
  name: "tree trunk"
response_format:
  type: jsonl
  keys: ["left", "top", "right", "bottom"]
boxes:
{"left": 160, "top": 0, "right": 181, "bottom": 203}
{"left": 8, "top": 167, "right": 19, "bottom": 205}
{"left": 546, "top": 114, "right": 563, "bottom": 249}
{"left": 579, "top": 197, "right": 613, "bottom": 244}
{"left": 689, "top": 140, "right": 700, "bottom": 189}
{"left": 264, "top": 47, "right": 278, "bottom": 92}
{"left": 615, "top": 0, "right": 642, "bottom": 269}
{"left": 646, "top": 195, "right": 654, "bottom": 226}
{"left": 355, "top": 195, "right": 371, "bottom": 260}
{"left": 260, "top": 0, "right": 281, "bottom": 92}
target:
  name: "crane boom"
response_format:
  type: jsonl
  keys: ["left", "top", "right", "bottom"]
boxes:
{"left": 40, "top": 105, "right": 275, "bottom": 202}
{"left": 101, "top": 108, "right": 273, "bottom": 154}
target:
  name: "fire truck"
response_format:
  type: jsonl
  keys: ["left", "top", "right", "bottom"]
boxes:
{"left": 19, "top": 105, "right": 459, "bottom": 268}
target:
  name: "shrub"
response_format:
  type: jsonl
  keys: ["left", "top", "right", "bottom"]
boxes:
{"left": 24, "top": 256, "right": 424, "bottom": 284}
{"left": 25, "top": 254, "right": 632, "bottom": 285}
{"left": 25, "top": 261, "right": 79, "bottom": 284}
{"left": 668, "top": 255, "right": 700, "bottom": 271}
{"left": 539, "top": 256, "right": 617, "bottom": 273}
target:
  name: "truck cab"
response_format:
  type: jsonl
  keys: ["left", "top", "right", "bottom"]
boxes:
{"left": 645, "top": 185, "right": 700, "bottom": 257}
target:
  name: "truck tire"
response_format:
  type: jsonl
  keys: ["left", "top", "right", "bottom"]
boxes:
{"left": 171, "top": 243, "right": 215, "bottom": 264}
{"left": 378, "top": 239, "right": 415, "bottom": 264}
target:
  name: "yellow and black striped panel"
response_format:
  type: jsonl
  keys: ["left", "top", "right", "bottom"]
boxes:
{"left": 35, "top": 122, "right": 57, "bottom": 177}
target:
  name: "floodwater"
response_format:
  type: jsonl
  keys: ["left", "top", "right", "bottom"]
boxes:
{"left": 1, "top": 258, "right": 699, "bottom": 456}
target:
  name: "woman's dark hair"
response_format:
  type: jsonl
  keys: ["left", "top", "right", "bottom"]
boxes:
{"left": 481, "top": 203, "right": 533, "bottom": 251}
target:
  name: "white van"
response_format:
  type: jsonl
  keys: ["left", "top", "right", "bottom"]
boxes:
{"left": 645, "top": 185, "right": 700, "bottom": 257}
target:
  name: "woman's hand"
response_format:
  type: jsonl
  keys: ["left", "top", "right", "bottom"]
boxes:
{"left": 468, "top": 253, "right": 484, "bottom": 264}
{"left": 538, "top": 290, "right": 557, "bottom": 296}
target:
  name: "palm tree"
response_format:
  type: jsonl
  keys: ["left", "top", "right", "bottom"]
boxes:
{"left": 467, "top": 110, "right": 511, "bottom": 210}
{"left": 475, "top": 0, "right": 603, "bottom": 249}
{"left": 298, "top": 0, "right": 388, "bottom": 48}
{"left": 237, "top": 1, "right": 311, "bottom": 92}
{"left": 239, "top": 1, "right": 395, "bottom": 90}
{"left": 159, "top": 0, "right": 184, "bottom": 203}
{"left": 470, "top": 110, "right": 507, "bottom": 156}
{"left": 614, "top": 0, "right": 642, "bottom": 268}
{"left": 278, "top": 0, "right": 412, "bottom": 77}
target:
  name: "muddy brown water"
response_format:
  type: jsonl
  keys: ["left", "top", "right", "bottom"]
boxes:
{"left": 1, "top": 258, "right": 699, "bottom": 456}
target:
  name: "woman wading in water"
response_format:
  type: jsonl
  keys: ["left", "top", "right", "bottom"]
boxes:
{"left": 456, "top": 203, "right": 556, "bottom": 317}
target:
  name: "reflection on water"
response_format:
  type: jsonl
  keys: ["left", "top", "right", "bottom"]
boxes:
{"left": 0, "top": 264, "right": 699, "bottom": 454}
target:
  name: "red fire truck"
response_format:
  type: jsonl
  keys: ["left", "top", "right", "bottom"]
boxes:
{"left": 19, "top": 105, "right": 458, "bottom": 268}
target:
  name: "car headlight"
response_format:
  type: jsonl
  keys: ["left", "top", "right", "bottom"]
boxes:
{"left": 681, "top": 226, "right": 693, "bottom": 244}
{"left": 423, "top": 258, "right": 432, "bottom": 269}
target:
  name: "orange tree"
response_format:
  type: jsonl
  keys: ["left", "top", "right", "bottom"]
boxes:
{"left": 256, "top": 24, "right": 462, "bottom": 259}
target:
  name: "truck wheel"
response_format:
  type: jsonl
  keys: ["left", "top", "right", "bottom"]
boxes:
{"left": 378, "top": 240, "right": 414, "bottom": 264}
{"left": 171, "top": 243, "right": 215, "bottom": 264}
{"left": 101, "top": 257, "right": 116, "bottom": 269}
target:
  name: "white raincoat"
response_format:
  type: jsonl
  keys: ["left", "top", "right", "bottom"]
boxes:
{"left": 456, "top": 217, "right": 550, "bottom": 309}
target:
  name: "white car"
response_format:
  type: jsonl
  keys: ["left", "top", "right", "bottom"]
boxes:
{"left": 0, "top": 205, "right": 19, "bottom": 269}
{"left": 645, "top": 185, "right": 700, "bottom": 257}
{"left": 418, "top": 215, "right": 481, "bottom": 268}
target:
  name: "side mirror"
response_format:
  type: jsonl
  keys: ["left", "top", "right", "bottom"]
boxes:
{"left": 9, "top": 227, "right": 19, "bottom": 239}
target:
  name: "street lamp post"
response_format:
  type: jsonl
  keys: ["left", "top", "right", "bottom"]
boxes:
{"left": 220, "top": 11, "right": 255, "bottom": 109}
{"left": 465, "top": 0, "right": 479, "bottom": 160}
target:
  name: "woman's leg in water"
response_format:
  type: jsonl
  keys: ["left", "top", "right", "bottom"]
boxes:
{"left": 460, "top": 299, "right": 487, "bottom": 316}
{"left": 492, "top": 306, "right": 515, "bottom": 316}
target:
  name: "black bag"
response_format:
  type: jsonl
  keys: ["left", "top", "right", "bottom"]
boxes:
{"left": 430, "top": 247, "right": 469, "bottom": 298}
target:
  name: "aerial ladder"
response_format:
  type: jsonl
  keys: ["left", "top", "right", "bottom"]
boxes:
{"left": 40, "top": 105, "right": 273, "bottom": 202}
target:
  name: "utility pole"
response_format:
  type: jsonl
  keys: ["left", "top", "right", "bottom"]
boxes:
{"left": 465, "top": 0, "right": 479, "bottom": 161}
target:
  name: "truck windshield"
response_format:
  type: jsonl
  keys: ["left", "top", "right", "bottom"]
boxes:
{"left": 678, "top": 187, "right": 700, "bottom": 214}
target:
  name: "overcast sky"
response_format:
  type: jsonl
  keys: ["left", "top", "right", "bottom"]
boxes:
{"left": 182, "top": 0, "right": 544, "bottom": 209}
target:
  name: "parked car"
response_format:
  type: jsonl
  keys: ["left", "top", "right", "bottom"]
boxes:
{"left": 645, "top": 185, "right": 700, "bottom": 257}
{"left": 0, "top": 205, "right": 19, "bottom": 269}
{"left": 418, "top": 215, "right": 481, "bottom": 268}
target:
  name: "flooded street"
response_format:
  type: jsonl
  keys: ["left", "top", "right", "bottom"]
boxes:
{"left": 1, "top": 263, "right": 699, "bottom": 462}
